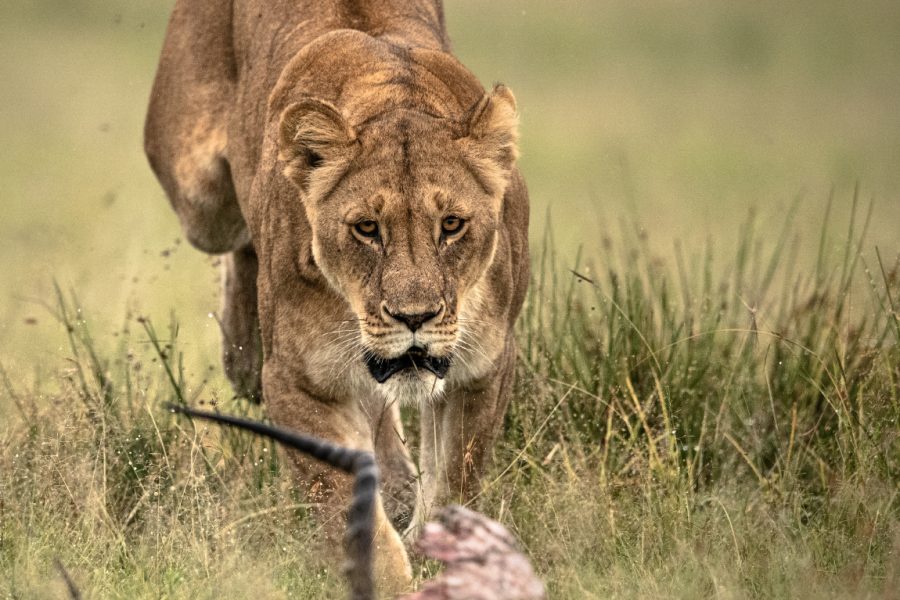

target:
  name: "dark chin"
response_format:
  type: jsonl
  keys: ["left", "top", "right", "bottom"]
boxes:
{"left": 365, "top": 350, "right": 452, "bottom": 384}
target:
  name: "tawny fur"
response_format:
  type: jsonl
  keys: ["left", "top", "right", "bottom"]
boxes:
{"left": 145, "top": 1, "right": 529, "bottom": 592}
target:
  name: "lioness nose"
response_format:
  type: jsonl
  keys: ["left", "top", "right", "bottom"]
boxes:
{"left": 385, "top": 306, "right": 442, "bottom": 332}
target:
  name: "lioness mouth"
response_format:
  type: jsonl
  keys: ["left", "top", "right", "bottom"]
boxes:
{"left": 365, "top": 348, "right": 451, "bottom": 383}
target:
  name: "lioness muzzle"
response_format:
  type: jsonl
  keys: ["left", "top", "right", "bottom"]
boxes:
{"left": 365, "top": 349, "right": 452, "bottom": 383}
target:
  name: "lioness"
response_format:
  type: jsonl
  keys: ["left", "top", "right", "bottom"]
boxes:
{"left": 145, "top": 0, "right": 529, "bottom": 588}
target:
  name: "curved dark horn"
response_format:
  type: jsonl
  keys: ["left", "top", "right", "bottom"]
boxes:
{"left": 166, "top": 404, "right": 377, "bottom": 600}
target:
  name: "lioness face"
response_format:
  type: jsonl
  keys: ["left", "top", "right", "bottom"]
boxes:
{"left": 278, "top": 87, "right": 518, "bottom": 399}
{"left": 316, "top": 120, "right": 501, "bottom": 390}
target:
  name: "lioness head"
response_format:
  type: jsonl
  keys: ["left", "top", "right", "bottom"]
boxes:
{"left": 277, "top": 85, "right": 518, "bottom": 400}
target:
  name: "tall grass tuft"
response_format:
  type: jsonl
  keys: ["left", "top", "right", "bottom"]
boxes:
{"left": 490, "top": 199, "right": 899, "bottom": 598}
{"left": 0, "top": 293, "right": 341, "bottom": 598}
{"left": 1, "top": 201, "right": 898, "bottom": 598}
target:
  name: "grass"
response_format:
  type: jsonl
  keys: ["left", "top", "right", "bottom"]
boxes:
{"left": 498, "top": 201, "right": 900, "bottom": 598}
{"left": 2, "top": 0, "right": 899, "bottom": 597}
{"left": 1, "top": 200, "right": 897, "bottom": 598}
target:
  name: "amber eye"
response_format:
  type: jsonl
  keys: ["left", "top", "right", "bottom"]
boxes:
{"left": 441, "top": 216, "right": 465, "bottom": 236}
{"left": 354, "top": 220, "right": 379, "bottom": 239}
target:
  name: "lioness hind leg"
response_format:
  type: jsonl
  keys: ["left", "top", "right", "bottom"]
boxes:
{"left": 145, "top": 119, "right": 249, "bottom": 255}
{"left": 173, "top": 153, "right": 249, "bottom": 254}
{"left": 144, "top": 0, "right": 247, "bottom": 255}
{"left": 220, "top": 244, "right": 263, "bottom": 401}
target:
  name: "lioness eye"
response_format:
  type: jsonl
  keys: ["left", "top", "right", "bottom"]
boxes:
{"left": 441, "top": 216, "right": 465, "bottom": 235}
{"left": 354, "top": 220, "right": 379, "bottom": 238}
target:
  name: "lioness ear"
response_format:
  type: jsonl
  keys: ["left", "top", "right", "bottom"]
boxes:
{"left": 278, "top": 98, "right": 358, "bottom": 193}
{"left": 457, "top": 84, "right": 520, "bottom": 196}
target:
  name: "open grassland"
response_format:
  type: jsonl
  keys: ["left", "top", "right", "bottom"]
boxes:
{"left": 1, "top": 0, "right": 899, "bottom": 598}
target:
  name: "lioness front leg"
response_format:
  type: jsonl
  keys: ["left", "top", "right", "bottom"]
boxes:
{"left": 414, "top": 338, "right": 517, "bottom": 532}
{"left": 265, "top": 383, "right": 413, "bottom": 593}
{"left": 220, "top": 244, "right": 263, "bottom": 401}
{"left": 366, "top": 396, "right": 417, "bottom": 532}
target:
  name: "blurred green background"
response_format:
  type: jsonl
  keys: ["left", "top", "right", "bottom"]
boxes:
{"left": 1, "top": 0, "right": 898, "bottom": 388}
